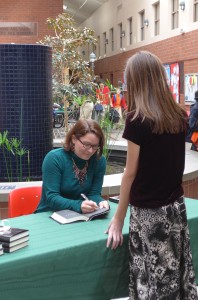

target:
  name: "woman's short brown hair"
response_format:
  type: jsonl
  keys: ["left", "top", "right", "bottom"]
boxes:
{"left": 63, "top": 119, "right": 105, "bottom": 158}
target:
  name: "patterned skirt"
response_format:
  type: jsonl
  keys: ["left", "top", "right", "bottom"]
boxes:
{"left": 129, "top": 197, "right": 198, "bottom": 300}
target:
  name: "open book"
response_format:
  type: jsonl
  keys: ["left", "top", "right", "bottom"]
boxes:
{"left": 51, "top": 207, "right": 110, "bottom": 224}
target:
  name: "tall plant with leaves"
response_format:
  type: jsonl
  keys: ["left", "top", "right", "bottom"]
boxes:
{"left": 105, "top": 79, "right": 116, "bottom": 96}
{"left": 0, "top": 131, "right": 30, "bottom": 182}
{"left": 99, "top": 113, "right": 123, "bottom": 161}
{"left": 38, "top": 12, "right": 97, "bottom": 132}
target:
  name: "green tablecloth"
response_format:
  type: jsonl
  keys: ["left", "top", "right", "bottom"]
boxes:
{"left": 0, "top": 202, "right": 129, "bottom": 300}
{"left": 0, "top": 198, "right": 197, "bottom": 300}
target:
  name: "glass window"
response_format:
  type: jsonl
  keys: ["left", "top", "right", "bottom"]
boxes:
{"left": 103, "top": 32, "right": 107, "bottom": 55}
{"left": 128, "top": 17, "right": 133, "bottom": 44}
{"left": 140, "top": 10, "right": 145, "bottom": 41}
{"left": 172, "top": 0, "right": 179, "bottom": 29}
{"left": 154, "top": 2, "right": 160, "bottom": 36}
{"left": 119, "top": 23, "right": 123, "bottom": 48}
{"left": 97, "top": 36, "right": 100, "bottom": 58}
{"left": 194, "top": 0, "right": 198, "bottom": 22}
{"left": 110, "top": 27, "right": 114, "bottom": 51}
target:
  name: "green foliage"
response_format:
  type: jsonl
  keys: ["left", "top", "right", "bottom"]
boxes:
{"left": 101, "top": 123, "right": 113, "bottom": 161}
{"left": 73, "top": 95, "right": 87, "bottom": 107}
{"left": 104, "top": 79, "right": 116, "bottom": 94}
{"left": 38, "top": 12, "right": 97, "bottom": 99}
{"left": 97, "top": 107, "right": 116, "bottom": 160}
{"left": 0, "top": 131, "right": 31, "bottom": 182}
{"left": 38, "top": 12, "right": 97, "bottom": 132}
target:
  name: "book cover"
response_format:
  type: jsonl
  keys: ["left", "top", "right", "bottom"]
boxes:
{"left": 3, "top": 241, "right": 28, "bottom": 253}
{"left": 1, "top": 236, "right": 29, "bottom": 248}
{"left": 51, "top": 207, "right": 110, "bottom": 224}
{"left": 0, "top": 227, "right": 29, "bottom": 242}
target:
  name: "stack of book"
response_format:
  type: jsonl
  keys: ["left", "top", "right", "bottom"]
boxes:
{"left": 0, "top": 228, "right": 29, "bottom": 253}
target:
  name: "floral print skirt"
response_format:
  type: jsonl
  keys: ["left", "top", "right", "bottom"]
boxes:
{"left": 129, "top": 197, "right": 198, "bottom": 300}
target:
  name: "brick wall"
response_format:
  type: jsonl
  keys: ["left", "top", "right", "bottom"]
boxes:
{"left": 185, "top": 59, "right": 198, "bottom": 73}
{"left": 95, "top": 29, "right": 198, "bottom": 108}
{"left": 0, "top": 0, "right": 63, "bottom": 44}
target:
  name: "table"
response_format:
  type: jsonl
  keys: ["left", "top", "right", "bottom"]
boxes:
{"left": 0, "top": 202, "right": 129, "bottom": 300}
{"left": 0, "top": 199, "right": 198, "bottom": 300}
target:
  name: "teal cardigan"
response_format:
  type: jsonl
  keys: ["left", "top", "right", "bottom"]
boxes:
{"left": 36, "top": 148, "right": 106, "bottom": 213}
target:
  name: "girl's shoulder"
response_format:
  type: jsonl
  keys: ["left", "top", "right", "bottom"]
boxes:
{"left": 126, "top": 112, "right": 149, "bottom": 129}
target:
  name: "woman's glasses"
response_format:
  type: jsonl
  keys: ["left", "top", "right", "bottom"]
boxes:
{"left": 77, "top": 138, "right": 100, "bottom": 150}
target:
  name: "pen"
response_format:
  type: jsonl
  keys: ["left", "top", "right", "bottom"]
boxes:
{"left": 81, "top": 193, "right": 99, "bottom": 210}
{"left": 81, "top": 193, "right": 89, "bottom": 201}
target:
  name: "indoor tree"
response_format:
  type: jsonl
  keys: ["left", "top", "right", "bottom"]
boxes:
{"left": 38, "top": 12, "right": 97, "bottom": 132}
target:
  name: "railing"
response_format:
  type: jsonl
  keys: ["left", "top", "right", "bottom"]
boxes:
{"left": 53, "top": 108, "right": 79, "bottom": 138}
{"left": 53, "top": 111, "right": 65, "bottom": 128}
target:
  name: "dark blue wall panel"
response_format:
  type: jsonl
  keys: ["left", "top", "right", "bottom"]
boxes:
{"left": 0, "top": 44, "right": 52, "bottom": 181}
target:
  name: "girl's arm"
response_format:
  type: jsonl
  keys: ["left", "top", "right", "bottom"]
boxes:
{"left": 106, "top": 140, "right": 140, "bottom": 249}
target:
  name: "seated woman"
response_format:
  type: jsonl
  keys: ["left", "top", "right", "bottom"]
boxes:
{"left": 36, "top": 119, "right": 109, "bottom": 214}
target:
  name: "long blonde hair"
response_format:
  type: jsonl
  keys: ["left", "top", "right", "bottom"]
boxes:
{"left": 125, "top": 51, "right": 187, "bottom": 134}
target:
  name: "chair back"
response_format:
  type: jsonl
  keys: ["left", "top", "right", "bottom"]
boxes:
{"left": 8, "top": 186, "right": 42, "bottom": 218}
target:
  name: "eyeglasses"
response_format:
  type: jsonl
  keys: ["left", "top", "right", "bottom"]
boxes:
{"left": 77, "top": 138, "right": 100, "bottom": 151}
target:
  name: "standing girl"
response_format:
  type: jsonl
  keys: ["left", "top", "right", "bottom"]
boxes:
{"left": 106, "top": 51, "right": 197, "bottom": 299}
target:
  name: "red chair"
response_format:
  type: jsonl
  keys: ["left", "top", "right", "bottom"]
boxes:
{"left": 8, "top": 186, "right": 42, "bottom": 218}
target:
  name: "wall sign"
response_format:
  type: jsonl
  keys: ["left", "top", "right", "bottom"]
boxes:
{"left": 185, "top": 74, "right": 198, "bottom": 102}
{"left": 164, "top": 63, "right": 180, "bottom": 103}
{"left": 0, "top": 22, "right": 37, "bottom": 36}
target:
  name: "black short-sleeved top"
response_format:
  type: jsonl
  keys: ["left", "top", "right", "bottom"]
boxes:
{"left": 122, "top": 113, "right": 185, "bottom": 208}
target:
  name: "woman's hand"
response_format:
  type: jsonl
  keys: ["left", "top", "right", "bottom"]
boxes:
{"left": 99, "top": 200, "right": 109, "bottom": 209}
{"left": 105, "top": 217, "right": 124, "bottom": 250}
{"left": 81, "top": 200, "right": 98, "bottom": 214}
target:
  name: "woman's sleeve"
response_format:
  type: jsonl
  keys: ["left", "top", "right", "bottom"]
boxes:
{"left": 87, "top": 156, "right": 106, "bottom": 204}
{"left": 42, "top": 152, "right": 83, "bottom": 212}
